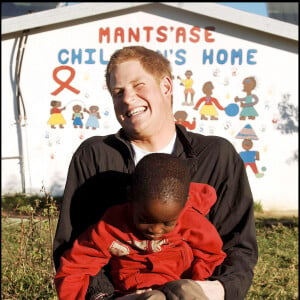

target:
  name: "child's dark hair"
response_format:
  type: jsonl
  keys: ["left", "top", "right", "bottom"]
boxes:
{"left": 130, "top": 153, "right": 191, "bottom": 207}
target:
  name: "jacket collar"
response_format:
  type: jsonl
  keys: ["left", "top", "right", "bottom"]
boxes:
{"left": 174, "top": 124, "right": 195, "bottom": 158}
{"left": 114, "top": 124, "right": 196, "bottom": 160}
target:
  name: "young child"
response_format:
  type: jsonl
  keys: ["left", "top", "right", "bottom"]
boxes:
{"left": 55, "top": 153, "right": 226, "bottom": 300}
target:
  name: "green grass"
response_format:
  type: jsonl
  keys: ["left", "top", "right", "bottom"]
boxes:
{"left": 1, "top": 194, "right": 298, "bottom": 299}
{"left": 246, "top": 217, "right": 298, "bottom": 300}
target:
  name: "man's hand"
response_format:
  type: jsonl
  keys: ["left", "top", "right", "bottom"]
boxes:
{"left": 115, "top": 288, "right": 152, "bottom": 299}
{"left": 161, "top": 279, "right": 209, "bottom": 299}
{"left": 195, "top": 280, "right": 225, "bottom": 300}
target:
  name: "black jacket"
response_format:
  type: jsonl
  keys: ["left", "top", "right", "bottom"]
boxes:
{"left": 53, "top": 124, "right": 258, "bottom": 300}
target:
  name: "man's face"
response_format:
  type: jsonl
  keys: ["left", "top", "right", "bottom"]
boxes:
{"left": 109, "top": 60, "right": 173, "bottom": 139}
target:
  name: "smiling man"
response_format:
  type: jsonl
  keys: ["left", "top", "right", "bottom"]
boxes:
{"left": 106, "top": 49, "right": 175, "bottom": 152}
{"left": 53, "top": 46, "right": 258, "bottom": 300}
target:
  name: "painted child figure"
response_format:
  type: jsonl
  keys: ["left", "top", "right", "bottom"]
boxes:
{"left": 72, "top": 105, "right": 84, "bottom": 129}
{"left": 174, "top": 110, "right": 196, "bottom": 131}
{"left": 234, "top": 77, "right": 259, "bottom": 120}
{"left": 193, "top": 81, "right": 224, "bottom": 120}
{"left": 84, "top": 105, "right": 101, "bottom": 130}
{"left": 177, "top": 70, "right": 195, "bottom": 106}
{"left": 55, "top": 153, "right": 226, "bottom": 300}
{"left": 47, "top": 100, "right": 66, "bottom": 129}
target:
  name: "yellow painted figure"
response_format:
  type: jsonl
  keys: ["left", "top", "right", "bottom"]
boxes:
{"left": 193, "top": 81, "right": 224, "bottom": 120}
{"left": 47, "top": 100, "right": 66, "bottom": 129}
{"left": 177, "top": 70, "right": 195, "bottom": 106}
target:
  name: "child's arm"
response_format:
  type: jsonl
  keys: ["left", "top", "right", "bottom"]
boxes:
{"left": 54, "top": 221, "right": 112, "bottom": 300}
{"left": 179, "top": 183, "right": 226, "bottom": 280}
{"left": 187, "top": 219, "right": 226, "bottom": 280}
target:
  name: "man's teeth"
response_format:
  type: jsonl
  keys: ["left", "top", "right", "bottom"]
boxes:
{"left": 127, "top": 107, "right": 146, "bottom": 117}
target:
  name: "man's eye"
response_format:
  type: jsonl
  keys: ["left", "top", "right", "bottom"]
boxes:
{"left": 135, "top": 83, "right": 144, "bottom": 90}
{"left": 112, "top": 89, "right": 123, "bottom": 97}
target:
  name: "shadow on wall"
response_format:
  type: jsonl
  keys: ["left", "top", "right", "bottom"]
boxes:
{"left": 276, "top": 96, "right": 298, "bottom": 134}
{"left": 2, "top": 174, "right": 23, "bottom": 194}
{"left": 46, "top": 174, "right": 66, "bottom": 197}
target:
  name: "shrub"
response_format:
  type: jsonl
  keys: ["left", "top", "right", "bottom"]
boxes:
{"left": 254, "top": 200, "right": 263, "bottom": 212}
{"left": 1, "top": 186, "right": 59, "bottom": 299}
{"left": 2, "top": 192, "right": 62, "bottom": 217}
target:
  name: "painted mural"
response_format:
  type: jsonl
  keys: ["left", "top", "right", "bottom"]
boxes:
{"left": 2, "top": 11, "right": 298, "bottom": 210}
{"left": 44, "top": 19, "right": 269, "bottom": 177}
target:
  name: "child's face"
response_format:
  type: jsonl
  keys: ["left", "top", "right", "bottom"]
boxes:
{"left": 132, "top": 199, "right": 183, "bottom": 240}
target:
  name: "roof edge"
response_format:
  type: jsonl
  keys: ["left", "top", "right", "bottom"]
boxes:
{"left": 1, "top": 2, "right": 298, "bottom": 41}
{"left": 1, "top": 2, "right": 150, "bottom": 35}
{"left": 163, "top": 2, "right": 298, "bottom": 41}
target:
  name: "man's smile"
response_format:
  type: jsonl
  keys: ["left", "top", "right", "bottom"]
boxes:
{"left": 126, "top": 106, "right": 147, "bottom": 118}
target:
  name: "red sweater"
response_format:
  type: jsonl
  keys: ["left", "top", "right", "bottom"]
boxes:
{"left": 55, "top": 183, "right": 226, "bottom": 299}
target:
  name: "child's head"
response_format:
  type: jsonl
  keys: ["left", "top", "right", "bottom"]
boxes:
{"left": 129, "top": 153, "right": 190, "bottom": 240}
{"left": 243, "top": 76, "right": 256, "bottom": 92}
{"left": 185, "top": 70, "right": 193, "bottom": 77}
{"left": 73, "top": 105, "right": 82, "bottom": 112}
{"left": 202, "top": 81, "right": 214, "bottom": 94}
{"left": 174, "top": 110, "right": 188, "bottom": 122}
{"left": 50, "top": 100, "right": 61, "bottom": 107}
{"left": 89, "top": 105, "right": 99, "bottom": 112}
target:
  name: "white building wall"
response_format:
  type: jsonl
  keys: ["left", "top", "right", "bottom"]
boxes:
{"left": 1, "top": 4, "right": 298, "bottom": 211}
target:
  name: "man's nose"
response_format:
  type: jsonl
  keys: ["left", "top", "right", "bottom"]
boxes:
{"left": 123, "top": 88, "right": 136, "bottom": 104}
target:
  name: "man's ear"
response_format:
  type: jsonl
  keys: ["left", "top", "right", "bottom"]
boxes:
{"left": 160, "top": 76, "right": 173, "bottom": 97}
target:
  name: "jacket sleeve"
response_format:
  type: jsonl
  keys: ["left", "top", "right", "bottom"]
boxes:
{"left": 176, "top": 127, "right": 258, "bottom": 300}
{"left": 53, "top": 142, "right": 99, "bottom": 270}
{"left": 53, "top": 137, "right": 131, "bottom": 271}
{"left": 55, "top": 221, "right": 111, "bottom": 300}
{"left": 203, "top": 138, "right": 258, "bottom": 300}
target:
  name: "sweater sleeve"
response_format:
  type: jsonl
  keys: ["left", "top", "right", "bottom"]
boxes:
{"left": 190, "top": 224, "right": 227, "bottom": 281}
{"left": 179, "top": 205, "right": 226, "bottom": 281}
{"left": 55, "top": 221, "right": 112, "bottom": 300}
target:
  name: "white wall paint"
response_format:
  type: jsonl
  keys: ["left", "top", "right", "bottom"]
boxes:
{"left": 2, "top": 10, "right": 298, "bottom": 211}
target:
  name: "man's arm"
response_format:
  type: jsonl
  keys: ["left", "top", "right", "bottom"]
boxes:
{"left": 207, "top": 140, "right": 258, "bottom": 300}
{"left": 53, "top": 136, "right": 132, "bottom": 300}
{"left": 53, "top": 135, "right": 131, "bottom": 270}
{"left": 181, "top": 131, "right": 258, "bottom": 300}
{"left": 53, "top": 146, "right": 98, "bottom": 269}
